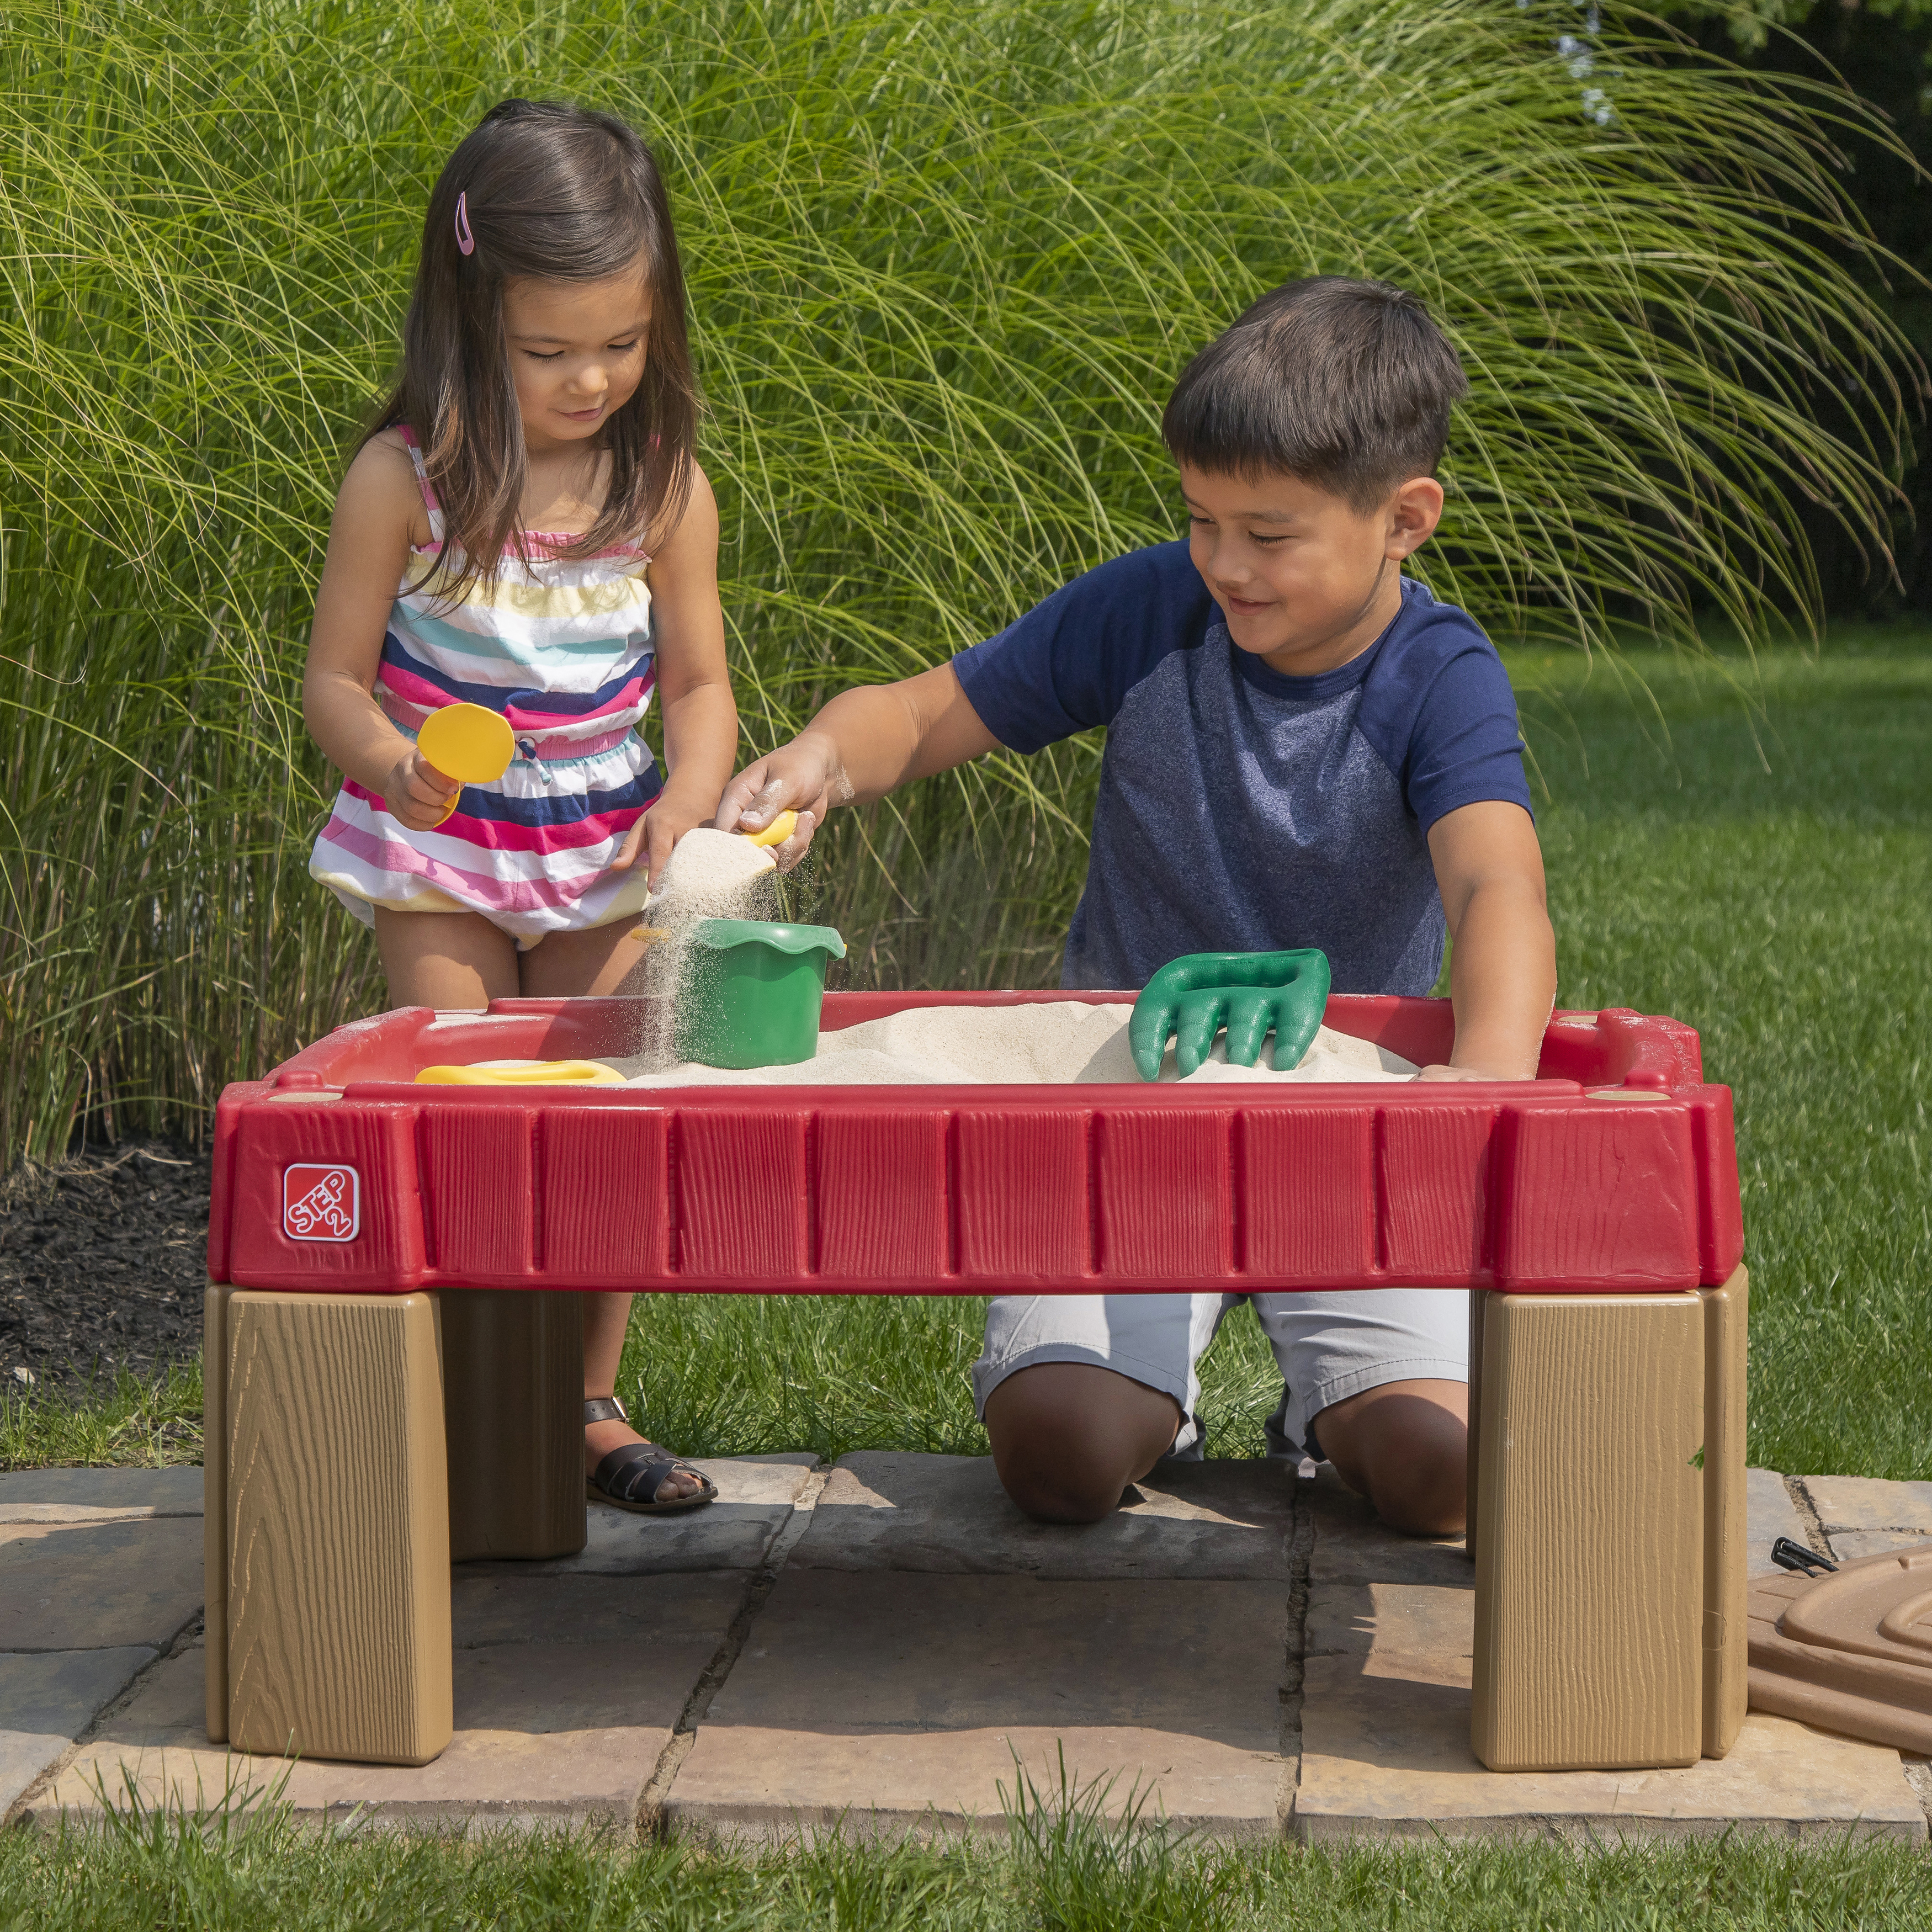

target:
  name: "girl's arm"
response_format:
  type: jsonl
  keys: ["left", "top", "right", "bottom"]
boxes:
{"left": 302, "top": 437, "right": 458, "bottom": 828}
{"left": 612, "top": 464, "right": 739, "bottom": 885}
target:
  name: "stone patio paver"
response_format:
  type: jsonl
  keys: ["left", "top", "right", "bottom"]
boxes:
{"left": 0, "top": 1467, "right": 203, "bottom": 1524}
{"left": 1801, "top": 1476, "right": 1932, "bottom": 1535}
{"left": 1297, "top": 1655, "right": 1923, "bottom": 1842}
{"left": 667, "top": 1567, "right": 1287, "bottom": 1843}
{"left": 1745, "top": 1468, "right": 1809, "bottom": 1573}
{"left": 463, "top": 1455, "right": 817, "bottom": 1579}
{"left": 1823, "top": 1530, "right": 1932, "bottom": 1564}
{"left": 34, "top": 1569, "right": 751, "bottom": 1832}
{"left": 1308, "top": 1475, "right": 1466, "bottom": 1588}
{"left": 452, "top": 1570, "right": 749, "bottom": 1648}
{"left": 1, "top": 1648, "right": 157, "bottom": 1812}
{"left": 1, "top": 1518, "right": 203, "bottom": 1652}
{"left": 1293, "top": 1480, "right": 1925, "bottom": 1843}
{"left": 12, "top": 1451, "right": 1928, "bottom": 1844}
{"left": 791, "top": 1450, "right": 1294, "bottom": 1579}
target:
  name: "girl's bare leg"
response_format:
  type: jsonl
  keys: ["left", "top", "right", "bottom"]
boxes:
{"left": 374, "top": 906, "right": 521, "bottom": 1006}
{"left": 519, "top": 919, "right": 701, "bottom": 1499}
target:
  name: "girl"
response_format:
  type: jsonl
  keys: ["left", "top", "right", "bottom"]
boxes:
{"left": 305, "top": 99, "right": 729, "bottom": 1515}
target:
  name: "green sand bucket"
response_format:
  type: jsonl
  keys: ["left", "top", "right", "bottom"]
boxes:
{"left": 675, "top": 919, "right": 848, "bottom": 1069}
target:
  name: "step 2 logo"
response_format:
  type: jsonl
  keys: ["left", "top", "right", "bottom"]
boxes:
{"left": 283, "top": 1164, "right": 360, "bottom": 1242}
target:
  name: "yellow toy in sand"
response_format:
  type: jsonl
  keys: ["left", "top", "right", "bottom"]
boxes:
{"left": 741, "top": 809, "right": 797, "bottom": 848}
{"left": 416, "top": 702, "right": 515, "bottom": 824}
{"left": 415, "top": 1060, "right": 624, "bottom": 1086}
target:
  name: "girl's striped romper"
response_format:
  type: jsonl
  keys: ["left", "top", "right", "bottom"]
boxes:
{"left": 310, "top": 426, "right": 661, "bottom": 946}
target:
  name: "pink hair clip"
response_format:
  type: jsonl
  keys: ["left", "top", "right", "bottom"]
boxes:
{"left": 454, "top": 190, "right": 476, "bottom": 257}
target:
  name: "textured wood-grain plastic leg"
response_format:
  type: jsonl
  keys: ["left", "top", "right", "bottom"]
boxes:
{"left": 440, "top": 1289, "right": 587, "bottom": 1561}
{"left": 1465, "top": 1289, "right": 1487, "bottom": 1558}
{"left": 204, "top": 1283, "right": 232, "bottom": 1744}
{"left": 1471, "top": 1291, "right": 1705, "bottom": 1772}
{"left": 1701, "top": 1266, "right": 1748, "bottom": 1759}
{"left": 225, "top": 1289, "right": 452, "bottom": 1766}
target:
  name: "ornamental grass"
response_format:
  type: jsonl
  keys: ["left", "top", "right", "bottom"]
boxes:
{"left": 0, "top": 0, "right": 1915, "bottom": 1161}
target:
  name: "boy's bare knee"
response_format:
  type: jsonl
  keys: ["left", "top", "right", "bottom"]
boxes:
{"left": 1315, "top": 1379, "right": 1468, "bottom": 1538}
{"left": 994, "top": 1441, "right": 1128, "bottom": 1524}
{"left": 1365, "top": 1456, "right": 1467, "bottom": 1538}
{"left": 984, "top": 1362, "right": 1182, "bottom": 1525}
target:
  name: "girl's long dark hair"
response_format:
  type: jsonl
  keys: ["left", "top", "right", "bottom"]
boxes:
{"left": 364, "top": 99, "right": 697, "bottom": 592}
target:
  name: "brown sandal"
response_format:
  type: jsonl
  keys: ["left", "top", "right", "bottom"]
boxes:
{"left": 583, "top": 1396, "right": 717, "bottom": 1514}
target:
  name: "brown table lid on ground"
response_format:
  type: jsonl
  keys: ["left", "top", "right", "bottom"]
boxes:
{"left": 1748, "top": 1549, "right": 1932, "bottom": 1754}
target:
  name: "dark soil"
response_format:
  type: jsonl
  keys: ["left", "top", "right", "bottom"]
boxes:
{"left": 1, "top": 1139, "right": 210, "bottom": 1389}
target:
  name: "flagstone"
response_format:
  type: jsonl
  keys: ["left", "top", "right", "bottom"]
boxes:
{"left": 36, "top": 1568, "right": 748, "bottom": 1832}
{"left": 1304, "top": 1467, "right": 1467, "bottom": 1587}
{"left": 1745, "top": 1468, "right": 1809, "bottom": 1573}
{"left": 1, "top": 1647, "right": 156, "bottom": 1815}
{"left": 469, "top": 1455, "right": 818, "bottom": 1579}
{"left": 0, "top": 1518, "right": 203, "bottom": 1653}
{"left": 0, "top": 1467, "right": 204, "bottom": 1524}
{"left": 1293, "top": 1546, "right": 1923, "bottom": 1841}
{"left": 13, "top": 1441, "right": 1921, "bottom": 1844}
{"left": 1823, "top": 1529, "right": 1932, "bottom": 1564}
{"left": 791, "top": 1451, "right": 1295, "bottom": 1580}
{"left": 1800, "top": 1476, "right": 1932, "bottom": 1535}
{"left": 666, "top": 1567, "right": 1288, "bottom": 1842}
{"left": 451, "top": 1570, "right": 750, "bottom": 1649}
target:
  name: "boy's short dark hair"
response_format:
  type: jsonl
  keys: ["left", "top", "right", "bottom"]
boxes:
{"left": 1161, "top": 277, "right": 1467, "bottom": 509}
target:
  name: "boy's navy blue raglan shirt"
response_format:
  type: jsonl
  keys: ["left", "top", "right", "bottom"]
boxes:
{"left": 951, "top": 541, "right": 1532, "bottom": 995}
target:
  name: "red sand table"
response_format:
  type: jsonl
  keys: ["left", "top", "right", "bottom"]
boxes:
{"left": 202, "top": 992, "right": 1749, "bottom": 1784}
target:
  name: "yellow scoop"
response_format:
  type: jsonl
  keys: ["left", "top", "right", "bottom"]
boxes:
{"left": 743, "top": 809, "right": 798, "bottom": 848}
{"left": 415, "top": 1060, "right": 624, "bottom": 1086}
{"left": 417, "top": 702, "right": 515, "bottom": 824}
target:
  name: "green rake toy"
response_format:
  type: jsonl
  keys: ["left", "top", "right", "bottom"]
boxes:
{"left": 1129, "top": 948, "right": 1331, "bottom": 1081}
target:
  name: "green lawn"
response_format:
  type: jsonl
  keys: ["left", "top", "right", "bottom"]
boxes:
{"left": 621, "top": 630, "right": 1932, "bottom": 1483}
{"left": 1517, "top": 631, "right": 1931, "bottom": 1480}
{"left": 2, "top": 1785, "right": 1928, "bottom": 1928}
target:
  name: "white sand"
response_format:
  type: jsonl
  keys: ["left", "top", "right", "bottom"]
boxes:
{"left": 628, "top": 829, "right": 783, "bottom": 1068}
{"left": 646, "top": 827, "right": 777, "bottom": 921}
{"left": 611, "top": 1002, "right": 1415, "bottom": 1087}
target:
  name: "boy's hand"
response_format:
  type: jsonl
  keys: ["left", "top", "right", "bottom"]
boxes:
{"left": 715, "top": 667, "right": 997, "bottom": 870}
{"left": 383, "top": 746, "right": 461, "bottom": 830}
{"left": 714, "top": 730, "right": 847, "bottom": 872}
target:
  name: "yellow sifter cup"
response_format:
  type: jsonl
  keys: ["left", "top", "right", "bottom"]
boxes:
{"left": 417, "top": 703, "right": 515, "bottom": 824}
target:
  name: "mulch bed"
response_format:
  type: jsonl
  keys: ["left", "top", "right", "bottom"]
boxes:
{"left": 1, "top": 1139, "right": 211, "bottom": 1390}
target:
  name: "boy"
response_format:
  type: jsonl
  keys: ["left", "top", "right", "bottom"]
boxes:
{"left": 714, "top": 277, "right": 1556, "bottom": 1537}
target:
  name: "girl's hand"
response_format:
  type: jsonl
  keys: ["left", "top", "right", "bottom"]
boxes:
{"left": 609, "top": 777, "right": 714, "bottom": 887}
{"left": 713, "top": 730, "right": 845, "bottom": 873}
{"left": 384, "top": 746, "right": 462, "bottom": 830}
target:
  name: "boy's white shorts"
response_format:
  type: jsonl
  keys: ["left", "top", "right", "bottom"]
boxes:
{"left": 972, "top": 1289, "right": 1468, "bottom": 1462}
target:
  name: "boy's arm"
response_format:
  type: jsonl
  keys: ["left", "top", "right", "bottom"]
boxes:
{"left": 715, "top": 662, "right": 999, "bottom": 864}
{"left": 1421, "top": 800, "right": 1557, "bottom": 1081}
